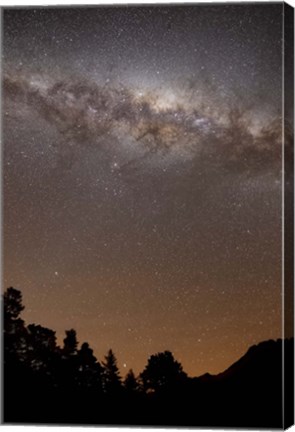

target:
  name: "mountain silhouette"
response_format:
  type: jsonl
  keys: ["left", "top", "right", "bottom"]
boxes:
{"left": 180, "top": 338, "right": 294, "bottom": 429}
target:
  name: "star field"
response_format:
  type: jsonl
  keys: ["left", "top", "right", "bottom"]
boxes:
{"left": 3, "top": 4, "right": 291, "bottom": 376}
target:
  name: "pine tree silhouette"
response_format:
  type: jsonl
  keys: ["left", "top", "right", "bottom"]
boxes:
{"left": 102, "top": 349, "right": 122, "bottom": 395}
{"left": 124, "top": 368, "right": 139, "bottom": 393}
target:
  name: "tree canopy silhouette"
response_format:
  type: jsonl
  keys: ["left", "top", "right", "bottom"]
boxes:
{"left": 140, "top": 350, "right": 187, "bottom": 393}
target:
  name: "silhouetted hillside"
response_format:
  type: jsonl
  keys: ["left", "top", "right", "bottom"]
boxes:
{"left": 218, "top": 339, "right": 285, "bottom": 381}
{"left": 182, "top": 338, "right": 294, "bottom": 428}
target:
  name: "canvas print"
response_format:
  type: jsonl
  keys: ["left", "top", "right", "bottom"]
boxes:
{"left": 2, "top": 2, "right": 294, "bottom": 429}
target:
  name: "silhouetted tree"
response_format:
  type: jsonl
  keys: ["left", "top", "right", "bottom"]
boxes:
{"left": 102, "top": 349, "right": 122, "bottom": 395}
{"left": 140, "top": 350, "right": 187, "bottom": 393}
{"left": 3, "top": 287, "right": 27, "bottom": 363}
{"left": 59, "top": 329, "right": 79, "bottom": 391}
{"left": 27, "top": 324, "right": 57, "bottom": 375}
{"left": 124, "top": 369, "right": 139, "bottom": 393}
{"left": 3, "top": 287, "right": 24, "bottom": 320}
{"left": 77, "top": 342, "right": 104, "bottom": 391}
{"left": 3, "top": 287, "right": 31, "bottom": 424}
{"left": 63, "top": 329, "right": 78, "bottom": 356}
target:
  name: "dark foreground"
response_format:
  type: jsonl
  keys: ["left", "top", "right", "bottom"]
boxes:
{"left": 3, "top": 287, "right": 294, "bottom": 428}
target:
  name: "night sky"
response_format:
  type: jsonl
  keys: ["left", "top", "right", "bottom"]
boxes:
{"left": 3, "top": 3, "right": 288, "bottom": 377}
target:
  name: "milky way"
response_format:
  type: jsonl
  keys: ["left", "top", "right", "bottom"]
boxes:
{"left": 3, "top": 4, "right": 292, "bottom": 376}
